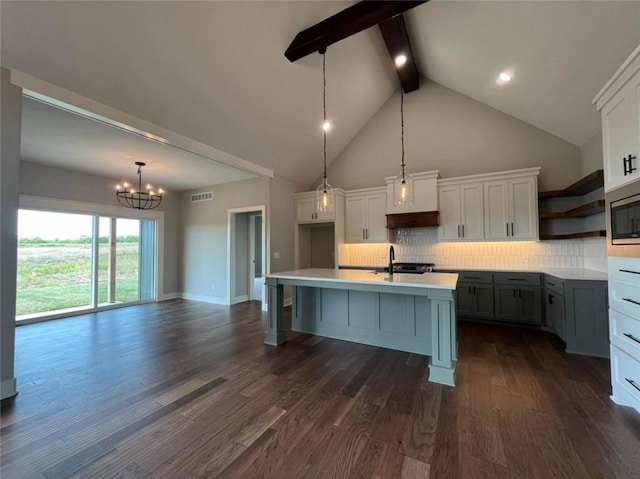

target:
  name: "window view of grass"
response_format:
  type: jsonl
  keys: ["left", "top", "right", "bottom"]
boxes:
{"left": 16, "top": 210, "right": 141, "bottom": 318}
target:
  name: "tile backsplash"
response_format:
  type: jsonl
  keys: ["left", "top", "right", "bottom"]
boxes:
{"left": 341, "top": 229, "right": 607, "bottom": 271}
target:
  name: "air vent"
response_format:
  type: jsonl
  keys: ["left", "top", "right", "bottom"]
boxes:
{"left": 191, "top": 191, "right": 213, "bottom": 203}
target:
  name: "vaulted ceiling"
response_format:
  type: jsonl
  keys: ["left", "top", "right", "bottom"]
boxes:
{"left": 2, "top": 2, "right": 640, "bottom": 190}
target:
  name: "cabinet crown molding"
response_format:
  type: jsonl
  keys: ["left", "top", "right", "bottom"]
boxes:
{"left": 593, "top": 43, "right": 640, "bottom": 110}
{"left": 344, "top": 186, "right": 387, "bottom": 197}
{"left": 384, "top": 170, "right": 440, "bottom": 185}
{"left": 437, "top": 167, "right": 541, "bottom": 187}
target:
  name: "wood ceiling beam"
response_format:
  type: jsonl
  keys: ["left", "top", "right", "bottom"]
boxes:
{"left": 284, "top": 1, "right": 428, "bottom": 62}
{"left": 378, "top": 15, "right": 420, "bottom": 93}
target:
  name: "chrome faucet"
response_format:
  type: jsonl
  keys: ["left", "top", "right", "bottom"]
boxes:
{"left": 389, "top": 245, "right": 395, "bottom": 276}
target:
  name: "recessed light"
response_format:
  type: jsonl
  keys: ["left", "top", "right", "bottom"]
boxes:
{"left": 322, "top": 121, "right": 331, "bottom": 132}
{"left": 499, "top": 72, "right": 512, "bottom": 82}
{"left": 395, "top": 54, "right": 407, "bottom": 67}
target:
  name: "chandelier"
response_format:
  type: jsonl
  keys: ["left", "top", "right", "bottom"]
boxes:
{"left": 116, "top": 162, "right": 163, "bottom": 210}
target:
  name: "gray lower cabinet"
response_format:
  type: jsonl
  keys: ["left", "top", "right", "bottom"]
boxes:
{"left": 457, "top": 282, "right": 494, "bottom": 319}
{"left": 544, "top": 277, "right": 609, "bottom": 357}
{"left": 493, "top": 273, "right": 543, "bottom": 325}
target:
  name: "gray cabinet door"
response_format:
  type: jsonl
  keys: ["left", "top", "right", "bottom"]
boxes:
{"left": 494, "top": 285, "right": 520, "bottom": 321}
{"left": 546, "top": 291, "right": 565, "bottom": 340}
{"left": 517, "top": 285, "right": 543, "bottom": 324}
{"left": 495, "top": 285, "right": 542, "bottom": 324}
{"left": 456, "top": 283, "right": 475, "bottom": 316}
{"left": 565, "top": 281, "right": 609, "bottom": 357}
{"left": 474, "top": 284, "right": 495, "bottom": 319}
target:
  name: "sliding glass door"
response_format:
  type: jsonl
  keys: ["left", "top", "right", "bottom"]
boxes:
{"left": 17, "top": 209, "right": 157, "bottom": 321}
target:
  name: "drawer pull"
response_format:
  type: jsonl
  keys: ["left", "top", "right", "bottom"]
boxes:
{"left": 508, "top": 278, "right": 526, "bottom": 281}
{"left": 625, "top": 378, "right": 640, "bottom": 393}
{"left": 620, "top": 269, "right": 640, "bottom": 276}
{"left": 623, "top": 333, "right": 640, "bottom": 345}
{"left": 622, "top": 298, "right": 640, "bottom": 307}
{"left": 547, "top": 282, "right": 555, "bottom": 286}
{"left": 465, "top": 276, "right": 481, "bottom": 280}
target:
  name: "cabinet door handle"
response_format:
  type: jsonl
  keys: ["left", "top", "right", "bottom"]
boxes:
{"left": 366, "top": 229, "right": 369, "bottom": 240}
{"left": 623, "top": 333, "right": 640, "bottom": 345}
{"left": 513, "top": 289, "right": 516, "bottom": 298}
{"left": 625, "top": 378, "right": 640, "bottom": 393}
{"left": 620, "top": 269, "right": 640, "bottom": 275}
{"left": 506, "top": 223, "right": 509, "bottom": 236}
{"left": 549, "top": 294, "right": 554, "bottom": 305}
{"left": 518, "top": 288, "right": 522, "bottom": 298}
{"left": 622, "top": 298, "right": 640, "bottom": 307}
{"left": 468, "top": 286, "right": 472, "bottom": 294}
{"left": 473, "top": 286, "right": 476, "bottom": 295}
{"left": 458, "top": 225, "right": 461, "bottom": 237}
{"left": 462, "top": 225, "right": 465, "bottom": 237}
{"left": 624, "top": 154, "right": 637, "bottom": 176}
{"left": 511, "top": 222, "right": 514, "bottom": 236}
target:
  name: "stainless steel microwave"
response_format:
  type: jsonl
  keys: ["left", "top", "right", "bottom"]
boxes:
{"left": 609, "top": 183, "right": 640, "bottom": 245}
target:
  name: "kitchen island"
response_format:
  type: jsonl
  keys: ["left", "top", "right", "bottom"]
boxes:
{"left": 264, "top": 268, "right": 459, "bottom": 386}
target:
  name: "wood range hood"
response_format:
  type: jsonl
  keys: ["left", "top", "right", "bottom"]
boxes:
{"left": 386, "top": 211, "right": 439, "bottom": 229}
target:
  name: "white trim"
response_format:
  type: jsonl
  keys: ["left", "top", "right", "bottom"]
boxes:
{"left": 593, "top": 43, "right": 640, "bottom": 109}
{"left": 181, "top": 293, "right": 228, "bottom": 305}
{"left": 437, "top": 167, "right": 541, "bottom": 186}
{"left": 231, "top": 294, "right": 249, "bottom": 305}
{"left": 343, "top": 186, "right": 387, "bottom": 197}
{"left": 1, "top": 378, "right": 18, "bottom": 401}
{"left": 10, "top": 69, "right": 273, "bottom": 179}
{"left": 227, "top": 205, "right": 267, "bottom": 307}
{"left": 159, "top": 292, "right": 181, "bottom": 301}
{"left": 385, "top": 170, "right": 440, "bottom": 184}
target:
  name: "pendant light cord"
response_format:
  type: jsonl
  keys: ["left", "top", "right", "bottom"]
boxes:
{"left": 322, "top": 50, "right": 328, "bottom": 190}
{"left": 400, "top": 88, "right": 406, "bottom": 183}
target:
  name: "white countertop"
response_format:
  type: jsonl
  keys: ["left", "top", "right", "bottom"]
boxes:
{"left": 266, "top": 268, "right": 459, "bottom": 290}
{"left": 339, "top": 265, "right": 608, "bottom": 281}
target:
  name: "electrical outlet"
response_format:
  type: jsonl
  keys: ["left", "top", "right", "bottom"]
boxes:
{"left": 211, "top": 283, "right": 216, "bottom": 291}
{"left": 273, "top": 251, "right": 280, "bottom": 259}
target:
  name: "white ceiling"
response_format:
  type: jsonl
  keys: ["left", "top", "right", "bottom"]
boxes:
{"left": 2, "top": 2, "right": 640, "bottom": 188}
{"left": 21, "top": 97, "right": 257, "bottom": 191}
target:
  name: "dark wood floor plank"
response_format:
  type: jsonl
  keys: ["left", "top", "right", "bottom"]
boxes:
{"left": 1, "top": 300, "right": 638, "bottom": 479}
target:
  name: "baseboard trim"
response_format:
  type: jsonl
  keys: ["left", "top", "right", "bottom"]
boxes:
{"left": 231, "top": 294, "right": 249, "bottom": 305}
{"left": 159, "top": 292, "right": 181, "bottom": 301}
{"left": 180, "top": 293, "right": 228, "bottom": 305}
{"left": 1, "top": 378, "right": 18, "bottom": 401}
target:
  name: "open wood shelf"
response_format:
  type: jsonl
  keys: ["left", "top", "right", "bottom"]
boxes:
{"left": 538, "top": 170, "right": 604, "bottom": 198}
{"left": 539, "top": 200, "right": 605, "bottom": 219}
{"left": 540, "top": 230, "right": 606, "bottom": 240}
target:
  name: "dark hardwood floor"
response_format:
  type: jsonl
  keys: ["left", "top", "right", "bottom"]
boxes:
{"left": 1, "top": 300, "right": 639, "bottom": 478}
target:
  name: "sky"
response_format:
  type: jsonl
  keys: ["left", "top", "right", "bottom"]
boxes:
{"left": 18, "top": 210, "right": 140, "bottom": 240}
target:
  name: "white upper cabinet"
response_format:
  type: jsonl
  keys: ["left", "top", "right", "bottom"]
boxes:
{"left": 438, "top": 183, "right": 484, "bottom": 241}
{"left": 439, "top": 168, "right": 539, "bottom": 242}
{"left": 385, "top": 171, "right": 439, "bottom": 214}
{"left": 594, "top": 44, "right": 640, "bottom": 192}
{"left": 345, "top": 188, "right": 387, "bottom": 243}
{"left": 295, "top": 191, "right": 339, "bottom": 223}
{"left": 484, "top": 176, "right": 538, "bottom": 241}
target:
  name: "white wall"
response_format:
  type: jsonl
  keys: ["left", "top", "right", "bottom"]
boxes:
{"left": 326, "top": 81, "right": 582, "bottom": 192}
{"left": 0, "top": 67, "right": 21, "bottom": 400}
{"left": 19, "top": 161, "right": 181, "bottom": 295}
{"left": 180, "top": 177, "right": 269, "bottom": 302}
{"left": 580, "top": 131, "right": 604, "bottom": 177}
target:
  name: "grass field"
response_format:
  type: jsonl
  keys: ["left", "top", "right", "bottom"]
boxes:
{"left": 17, "top": 243, "right": 139, "bottom": 317}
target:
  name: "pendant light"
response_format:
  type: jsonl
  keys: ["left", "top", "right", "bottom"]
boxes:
{"left": 394, "top": 88, "right": 413, "bottom": 206}
{"left": 316, "top": 47, "right": 335, "bottom": 216}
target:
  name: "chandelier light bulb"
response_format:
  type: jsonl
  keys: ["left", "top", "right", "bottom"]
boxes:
{"left": 322, "top": 121, "right": 331, "bottom": 132}
{"left": 159, "top": 189, "right": 164, "bottom": 194}
{"left": 116, "top": 184, "right": 121, "bottom": 190}
{"left": 123, "top": 182, "right": 128, "bottom": 188}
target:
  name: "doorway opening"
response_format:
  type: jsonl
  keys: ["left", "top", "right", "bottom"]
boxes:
{"left": 228, "top": 206, "right": 267, "bottom": 308}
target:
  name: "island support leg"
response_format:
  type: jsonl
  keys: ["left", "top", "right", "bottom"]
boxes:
{"left": 264, "top": 278, "right": 286, "bottom": 346}
{"left": 428, "top": 299, "right": 456, "bottom": 386}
